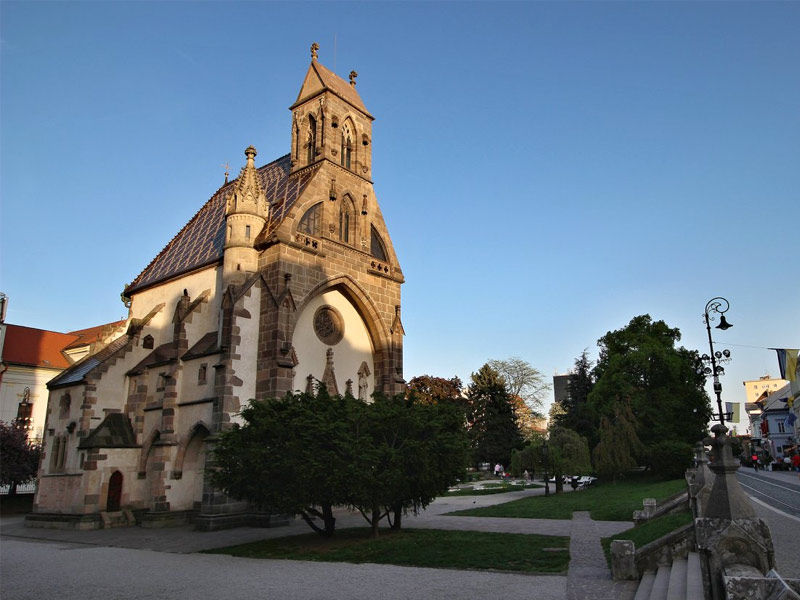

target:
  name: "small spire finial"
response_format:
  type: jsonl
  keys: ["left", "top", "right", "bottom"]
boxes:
{"left": 349, "top": 70, "right": 358, "bottom": 87}
{"left": 221, "top": 161, "right": 230, "bottom": 184}
{"left": 310, "top": 42, "right": 319, "bottom": 60}
{"left": 245, "top": 145, "right": 257, "bottom": 165}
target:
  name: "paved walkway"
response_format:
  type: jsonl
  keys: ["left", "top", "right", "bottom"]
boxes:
{"left": 1, "top": 487, "right": 632, "bottom": 600}
{"left": 567, "top": 512, "right": 638, "bottom": 600}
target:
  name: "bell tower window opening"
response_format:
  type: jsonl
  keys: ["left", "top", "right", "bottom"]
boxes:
{"left": 299, "top": 202, "right": 323, "bottom": 236}
{"left": 307, "top": 114, "right": 317, "bottom": 164}
{"left": 370, "top": 225, "right": 388, "bottom": 262}
{"left": 245, "top": 225, "right": 251, "bottom": 240}
{"left": 341, "top": 123, "right": 352, "bottom": 169}
{"left": 339, "top": 196, "right": 354, "bottom": 244}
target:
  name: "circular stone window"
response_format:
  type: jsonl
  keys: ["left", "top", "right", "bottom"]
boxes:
{"left": 313, "top": 305, "right": 344, "bottom": 345}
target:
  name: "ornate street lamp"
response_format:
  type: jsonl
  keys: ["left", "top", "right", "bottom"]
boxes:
{"left": 702, "top": 297, "right": 733, "bottom": 427}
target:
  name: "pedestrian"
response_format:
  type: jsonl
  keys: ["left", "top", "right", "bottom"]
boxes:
{"left": 494, "top": 463, "right": 502, "bottom": 478}
{"left": 783, "top": 455, "right": 791, "bottom": 470}
{"left": 792, "top": 452, "right": 800, "bottom": 473}
{"left": 523, "top": 469, "right": 530, "bottom": 482}
{"left": 751, "top": 453, "right": 759, "bottom": 472}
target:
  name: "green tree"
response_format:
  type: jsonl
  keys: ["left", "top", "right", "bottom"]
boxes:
{"left": 210, "top": 389, "right": 360, "bottom": 537}
{"left": 351, "top": 394, "right": 468, "bottom": 536}
{"left": 592, "top": 399, "right": 644, "bottom": 480}
{"left": 549, "top": 427, "right": 592, "bottom": 477}
{"left": 211, "top": 389, "right": 468, "bottom": 539}
{"left": 466, "top": 364, "right": 524, "bottom": 467}
{"left": 0, "top": 421, "right": 41, "bottom": 496}
{"left": 588, "top": 315, "right": 711, "bottom": 475}
{"left": 510, "top": 431, "right": 546, "bottom": 478}
{"left": 552, "top": 351, "right": 596, "bottom": 444}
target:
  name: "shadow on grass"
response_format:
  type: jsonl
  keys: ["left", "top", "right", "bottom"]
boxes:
{"left": 204, "top": 527, "right": 570, "bottom": 574}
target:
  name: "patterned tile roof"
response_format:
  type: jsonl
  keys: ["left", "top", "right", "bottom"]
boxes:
{"left": 125, "top": 153, "right": 314, "bottom": 295}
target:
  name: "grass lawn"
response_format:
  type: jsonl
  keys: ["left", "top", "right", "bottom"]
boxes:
{"left": 600, "top": 510, "right": 694, "bottom": 565}
{"left": 205, "top": 527, "right": 570, "bottom": 574}
{"left": 444, "top": 483, "right": 542, "bottom": 496}
{"left": 447, "top": 476, "right": 686, "bottom": 521}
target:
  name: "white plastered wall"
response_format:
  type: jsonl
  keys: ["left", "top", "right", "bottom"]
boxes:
{"left": 129, "top": 266, "right": 221, "bottom": 349}
{"left": 292, "top": 290, "right": 374, "bottom": 398}
{"left": 0, "top": 365, "right": 60, "bottom": 442}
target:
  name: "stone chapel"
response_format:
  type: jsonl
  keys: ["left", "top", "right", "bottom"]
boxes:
{"left": 29, "top": 44, "right": 405, "bottom": 530}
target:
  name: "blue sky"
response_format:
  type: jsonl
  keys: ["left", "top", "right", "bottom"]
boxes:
{"left": 2, "top": 2, "right": 798, "bottom": 419}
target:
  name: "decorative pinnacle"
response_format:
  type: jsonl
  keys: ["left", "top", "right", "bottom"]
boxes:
{"left": 349, "top": 70, "right": 358, "bottom": 86}
{"left": 245, "top": 145, "right": 257, "bottom": 165}
{"left": 310, "top": 42, "right": 319, "bottom": 60}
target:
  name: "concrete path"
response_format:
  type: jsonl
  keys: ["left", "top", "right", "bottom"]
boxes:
{"left": 566, "top": 512, "right": 638, "bottom": 600}
{"left": 0, "top": 487, "right": 632, "bottom": 600}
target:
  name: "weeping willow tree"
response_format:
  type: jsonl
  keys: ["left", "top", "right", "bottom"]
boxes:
{"left": 592, "top": 399, "right": 644, "bottom": 481}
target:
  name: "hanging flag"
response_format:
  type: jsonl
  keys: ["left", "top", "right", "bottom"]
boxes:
{"left": 775, "top": 349, "right": 800, "bottom": 408}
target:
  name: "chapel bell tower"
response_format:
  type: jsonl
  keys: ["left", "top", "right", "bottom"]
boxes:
{"left": 290, "top": 42, "right": 374, "bottom": 181}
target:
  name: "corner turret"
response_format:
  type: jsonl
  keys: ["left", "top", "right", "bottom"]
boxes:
{"left": 223, "top": 145, "right": 268, "bottom": 283}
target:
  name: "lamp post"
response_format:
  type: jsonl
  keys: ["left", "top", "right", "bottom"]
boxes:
{"left": 542, "top": 441, "right": 550, "bottom": 497}
{"left": 702, "top": 297, "right": 733, "bottom": 427}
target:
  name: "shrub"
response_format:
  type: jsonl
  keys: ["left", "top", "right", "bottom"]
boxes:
{"left": 648, "top": 440, "right": 693, "bottom": 479}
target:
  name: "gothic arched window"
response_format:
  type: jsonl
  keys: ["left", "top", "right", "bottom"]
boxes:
{"left": 307, "top": 114, "right": 317, "bottom": 164}
{"left": 370, "top": 225, "right": 388, "bottom": 262}
{"left": 339, "top": 196, "right": 354, "bottom": 245}
{"left": 299, "top": 202, "right": 323, "bottom": 236}
{"left": 341, "top": 123, "right": 353, "bottom": 169}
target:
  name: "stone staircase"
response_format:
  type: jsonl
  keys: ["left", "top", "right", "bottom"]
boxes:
{"left": 633, "top": 552, "right": 703, "bottom": 600}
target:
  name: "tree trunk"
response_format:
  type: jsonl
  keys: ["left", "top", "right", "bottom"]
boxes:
{"left": 322, "top": 504, "right": 336, "bottom": 537}
{"left": 8, "top": 481, "right": 17, "bottom": 496}
{"left": 371, "top": 501, "right": 381, "bottom": 538}
{"left": 391, "top": 503, "right": 403, "bottom": 530}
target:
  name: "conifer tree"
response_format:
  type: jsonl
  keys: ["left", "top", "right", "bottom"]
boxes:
{"left": 466, "top": 364, "right": 524, "bottom": 467}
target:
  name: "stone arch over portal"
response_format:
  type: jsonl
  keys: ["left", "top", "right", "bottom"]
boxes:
{"left": 291, "top": 275, "right": 390, "bottom": 396}
{"left": 296, "top": 275, "right": 390, "bottom": 353}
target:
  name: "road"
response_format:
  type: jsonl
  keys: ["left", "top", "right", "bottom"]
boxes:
{"left": 735, "top": 469, "right": 800, "bottom": 518}
{"left": 736, "top": 469, "right": 800, "bottom": 578}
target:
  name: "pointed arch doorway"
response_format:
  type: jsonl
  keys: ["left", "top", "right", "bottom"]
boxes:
{"left": 107, "top": 471, "right": 123, "bottom": 512}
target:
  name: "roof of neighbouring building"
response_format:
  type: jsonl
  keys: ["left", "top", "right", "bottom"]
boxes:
{"left": 0, "top": 324, "right": 78, "bottom": 369}
{"left": 48, "top": 334, "right": 131, "bottom": 389}
{"left": 64, "top": 320, "right": 127, "bottom": 350}
{"left": 124, "top": 154, "right": 315, "bottom": 296}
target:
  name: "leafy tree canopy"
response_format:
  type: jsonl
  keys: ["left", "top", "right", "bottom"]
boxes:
{"left": 588, "top": 315, "right": 711, "bottom": 474}
{"left": 0, "top": 421, "right": 41, "bottom": 494}
{"left": 406, "top": 375, "right": 464, "bottom": 405}
{"left": 211, "top": 389, "right": 468, "bottom": 538}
